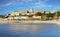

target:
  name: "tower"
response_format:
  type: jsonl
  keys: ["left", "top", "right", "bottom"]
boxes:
{"left": 29, "top": 7, "right": 34, "bottom": 13}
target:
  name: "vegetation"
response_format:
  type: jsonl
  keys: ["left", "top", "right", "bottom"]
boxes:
{"left": 57, "top": 11, "right": 60, "bottom": 16}
{"left": 35, "top": 12, "right": 42, "bottom": 16}
{"left": 0, "top": 15, "right": 5, "bottom": 18}
{"left": 46, "top": 12, "right": 55, "bottom": 20}
{"left": 54, "top": 11, "right": 60, "bottom": 19}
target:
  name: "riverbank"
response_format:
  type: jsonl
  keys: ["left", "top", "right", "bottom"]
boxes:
{"left": 0, "top": 20, "right": 60, "bottom": 25}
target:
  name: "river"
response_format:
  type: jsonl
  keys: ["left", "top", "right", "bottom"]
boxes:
{"left": 0, "top": 23, "right": 60, "bottom": 37}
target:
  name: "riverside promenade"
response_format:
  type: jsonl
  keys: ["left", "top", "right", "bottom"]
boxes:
{"left": 0, "top": 19, "right": 60, "bottom": 25}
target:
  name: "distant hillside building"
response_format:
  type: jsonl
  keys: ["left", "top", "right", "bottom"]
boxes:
{"left": 11, "top": 11, "right": 21, "bottom": 16}
{"left": 20, "top": 10, "right": 27, "bottom": 15}
{"left": 35, "top": 10, "right": 44, "bottom": 14}
{"left": 32, "top": 15, "right": 41, "bottom": 19}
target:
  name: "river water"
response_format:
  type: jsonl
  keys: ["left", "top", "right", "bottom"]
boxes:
{"left": 0, "top": 23, "right": 60, "bottom": 37}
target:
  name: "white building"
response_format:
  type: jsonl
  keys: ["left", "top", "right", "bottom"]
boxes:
{"left": 32, "top": 15, "right": 41, "bottom": 19}
{"left": 11, "top": 12, "right": 20, "bottom": 16}
{"left": 35, "top": 10, "right": 44, "bottom": 13}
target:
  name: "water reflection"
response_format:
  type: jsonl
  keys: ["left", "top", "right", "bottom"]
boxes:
{"left": 0, "top": 23, "right": 60, "bottom": 37}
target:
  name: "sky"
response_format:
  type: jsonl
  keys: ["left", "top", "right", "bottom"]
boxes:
{"left": 0, "top": 0, "right": 60, "bottom": 15}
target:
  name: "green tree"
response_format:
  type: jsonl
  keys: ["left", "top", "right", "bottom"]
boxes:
{"left": 46, "top": 12, "right": 55, "bottom": 20}
{"left": 35, "top": 12, "right": 42, "bottom": 16}
{"left": 57, "top": 11, "right": 60, "bottom": 16}
{"left": 0, "top": 15, "right": 4, "bottom": 18}
{"left": 56, "top": 11, "right": 60, "bottom": 19}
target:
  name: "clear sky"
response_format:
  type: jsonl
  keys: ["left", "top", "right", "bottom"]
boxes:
{"left": 0, "top": 0, "right": 60, "bottom": 15}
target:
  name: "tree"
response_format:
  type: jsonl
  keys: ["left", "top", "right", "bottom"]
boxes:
{"left": 35, "top": 12, "right": 42, "bottom": 16}
{"left": 27, "top": 11, "right": 29, "bottom": 13}
{"left": 57, "top": 11, "right": 60, "bottom": 16}
{"left": 56, "top": 11, "right": 60, "bottom": 19}
{"left": 0, "top": 15, "right": 5, "bottom": 18}
{"left": 46, "top": 12, "right": 55, "bottom": 20}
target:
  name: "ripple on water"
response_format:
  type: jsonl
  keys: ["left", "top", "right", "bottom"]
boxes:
{"left": 0, "top": 23, "right": 60, "bottom": 37}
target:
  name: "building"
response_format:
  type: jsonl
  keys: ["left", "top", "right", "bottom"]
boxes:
{"left": 35, "top": 10, "right": 44, "bottom": 13}
{"left": 20, "top": 16, "right": 29, "bottom": 19}
{"left": 11, "top": 12, "right": 20, "bottom": 16}
{"left": 32, "top": 15, "right": 41, "bottom": 19}
{"left": 20, "top": 10, "right": 27, "bottom": 13}
{"left": 8, "top": 17, "right": 14, "bottom": 20}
